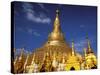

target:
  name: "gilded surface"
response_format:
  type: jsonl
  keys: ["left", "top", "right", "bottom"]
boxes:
{"left": 13, "top": 10, "right": 97, "bottom": 73}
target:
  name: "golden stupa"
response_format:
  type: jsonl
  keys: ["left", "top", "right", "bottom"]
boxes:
{"left": 13, "top": 9, "right": 97, "bottom": 74}
{"left": 33, "top": 9, "right": 72, "bottom": 62}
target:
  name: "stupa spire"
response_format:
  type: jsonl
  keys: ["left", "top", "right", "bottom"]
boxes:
{"left": 71, "top": 40, "right": 75, "bottom": 56}
{"left": 53, "top": 9, "right": 61, "bottom": 32}
{"left": 19, "top": 48, "right": 24, "bottom": 60}
{"left": 23, "top": 54, "right": 29, "bottom": 71}
{"left": 31, "top": 53, "right": 35, "bottom": 64}
{"left": 25, "top": 54, "right": 29, "bottom": 64}
{"left": 86, "top": 35, "right": 92, "bottom": 53}
{"left": 14, "top": 56, "right": 18, "bottom": 65}
{"left": 47, "top": 9, "right": 66, "bottom": 45}
{"left": 83, "top": 48, "right": 87, "bottom": 57}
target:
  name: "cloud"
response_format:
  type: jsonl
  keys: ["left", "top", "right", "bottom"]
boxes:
{"left": 27, "top": 12, "right": 51, "bottom": 24}
{"left": 27, "top": 28, "right": 41, "bottom": 37}
{"left": 38, "top": 3, "right": 49, "bottom": 12}
{"left": 33, "top": 31, "right": 41, "bottom": 36}
{"left": 22, "top": 3, "right": 51, "bottom": 24}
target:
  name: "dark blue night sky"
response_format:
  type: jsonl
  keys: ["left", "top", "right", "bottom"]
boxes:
{"left": 13, "top": 1, "right": 97, "bottom": 55}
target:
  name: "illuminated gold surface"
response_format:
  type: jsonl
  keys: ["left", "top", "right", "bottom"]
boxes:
{"left": 13, "top": 10, "right": 97, "bottom": 73}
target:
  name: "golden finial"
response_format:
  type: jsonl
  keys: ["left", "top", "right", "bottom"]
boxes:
{"left": 19, "top": 48, "right": 24, "bottom": 60}
{"left": 72, "top": 40, "right": 75, "bottom": 56}
{"left": 14, "top": 56, "right": 18, "bottom": 65}
{"left": 31, "top": 53, "right": 35, "bottom": 64}
{"left": 33, "top": 53, "right": 35, "bottom": 60}
{"left": 24, "top": 54, "right": 29, "bottom": 70}
{"left": 26, "top": 54, "right": 29, "bottom": 62}
{"left": 56, "top": 9, "right": 59, "bottom": 16}
{"left": 86, "top": 35, "right": 92, "bottom": 53}
{"left": 86, "top": 37, "right": 91, "bottom": 49}
{"left": 53, "top": 9, "right": 60, "bottom": 32}
{"left": 88, "top": 40, "right": 91, "bottom": 51}
{"left": 46, "top": 9, "right": 65, "bottom": 45}
{"left": 83, "top": 48, "right": 87, "bottom": 57}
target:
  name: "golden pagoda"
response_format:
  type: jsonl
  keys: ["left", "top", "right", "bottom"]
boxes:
{"left": 33, "top": 9, "right": 71, "bottom": 62}
{"left": 65, "top": 40, "right": 81, "bottom": 70}
{"left": 14, "top": 48, "right": 26, "bottom": 73}
{"left": 13, "top": 9, "right": 97, "bottom": 73}
{"left": 83, "top": 37, "right": 97, "bottom": 69}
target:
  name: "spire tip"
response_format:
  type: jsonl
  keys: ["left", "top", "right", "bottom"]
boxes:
{"left": 56, "top": 9, "right": 59, "bottom": 15}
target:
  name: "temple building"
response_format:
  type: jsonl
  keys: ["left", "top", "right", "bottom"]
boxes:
{"left": 13, "top": 9, "right": 97, "bottom": 73}
{"left": 65, "top": 41, "right": 81, "bottom": 70}
{"left": 82, "top": 37, "right": 97, "bottom": 69}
